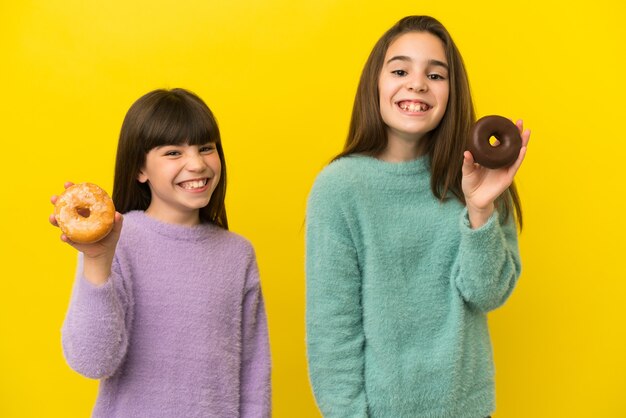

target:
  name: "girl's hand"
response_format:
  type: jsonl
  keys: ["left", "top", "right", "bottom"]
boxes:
{"left": 50, "top": 182, "right": 123, "bottom": 285}
{"left": 462, "top": 120, "right": 530, "bottom": 228}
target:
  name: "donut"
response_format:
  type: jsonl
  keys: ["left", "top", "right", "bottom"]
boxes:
{"left": 54, "top": 183, "right": 115, "bottom": 243}
{"left": 468, "top": 115, "right": 522, "bottom": 169}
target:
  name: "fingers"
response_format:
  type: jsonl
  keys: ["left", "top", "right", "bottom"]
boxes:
{"left": 112, "top": 212, "right": 124, "bottom": 233}
{"left": 95, "top": 212, "right": 124, "bottom": 247}
{"left": 506, "top": 143, "right": 528, "bottom": 178}
{"left": 50, "top": 214, "right": 71, "bottom": 244}
{"left": 50, "top": 181, "right": 74, "bottom": 230}
{"left": 51, "top": 181, "right": 74, "bottom": 205}
{"left": 516, "top": 119, "right": 531, "bottom": 148}
{"left": 521, "top": 128, "right": 531, "bottom": 147}
{"left": 511, "top": 118, "right": 530, "bottom": 173}
{"left": 462, "top": 151, "right": 474, "bottom": 176}
{"left": 462, "top": 150, "right": 477, "bottom": 176}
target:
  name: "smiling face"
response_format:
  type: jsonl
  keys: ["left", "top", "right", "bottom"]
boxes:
{"left": 378, "top": 31, "right": 450, "bottom": 155}
{"left": 138, "top": 142, "right": 221, "bottom": 226}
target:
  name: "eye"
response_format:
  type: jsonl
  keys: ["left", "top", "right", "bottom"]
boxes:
{"left": 199, "top": 144, "right": 216, "bottom": 153}
{"left": 391, "top": 69, "right": 408, "bottom": 77}
{"left": 164, "top": 150, "right": 181, "bottom": 157}
{"left": 427, "top": 73, "right": 446, "bottom": 80}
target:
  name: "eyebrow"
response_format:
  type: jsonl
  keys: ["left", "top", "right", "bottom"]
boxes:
{"left": 386, "top": 55, "right": 449, "bottom": 70}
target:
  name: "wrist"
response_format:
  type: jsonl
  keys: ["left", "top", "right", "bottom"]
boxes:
{"left": 82, "top": 253, "right": 113, "bottom": 285}
{"left": 466, "top": 203, "right": 495, "bottom": 229}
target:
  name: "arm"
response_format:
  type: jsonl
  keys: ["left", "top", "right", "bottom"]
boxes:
{"left": 454, "top": 120, "right": 529, "bottom": 311}
{"left": 61, "top": 252, "right": 131, "bottom": 379}
{"left": 305, "top": 178, "right": 368, "bottom": 418}
{"left": 240, "top": 256, "right": 271, "bottom": 418}
{"left": 51, "top": 182, "right": 129, "bottom": 378}
{"left": 454, "top": 209, "right": 521, "bottom": 312}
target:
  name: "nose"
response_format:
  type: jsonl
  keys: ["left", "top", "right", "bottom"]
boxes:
{"left": 407, "top": 76, "right": 428, "bottom": 93}
{"left": 185, "top": 150, "right": 209, "bottom": 172}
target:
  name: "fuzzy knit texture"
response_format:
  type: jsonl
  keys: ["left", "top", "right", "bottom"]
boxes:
{"left": 305, "top": 155, "right": 521, "bottom": 418}
{"left": 62, "top": 210, "right": 271, "bottom": 418}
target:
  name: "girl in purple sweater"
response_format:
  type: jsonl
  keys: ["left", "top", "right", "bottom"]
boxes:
{"left": 50, "top": 88, "right": 271, "bottom": 417}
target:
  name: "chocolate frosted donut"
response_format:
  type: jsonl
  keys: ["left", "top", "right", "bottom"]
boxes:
{"left": 468, "top": 115, "right": 522, "bottom": 169}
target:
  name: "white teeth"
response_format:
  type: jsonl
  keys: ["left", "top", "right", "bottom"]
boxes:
{"left": 399, "top": 102, "right": 429, "bottom": 112}
{"left": 180, "top": 179, "right": 207, "bottom": 190}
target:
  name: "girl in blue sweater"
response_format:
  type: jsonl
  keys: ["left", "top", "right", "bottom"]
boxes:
{"left": 306, "top": 16, "right": 530, "bottom": 418}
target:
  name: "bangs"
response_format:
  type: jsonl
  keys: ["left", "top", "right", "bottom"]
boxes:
{"left": 141, "top": 94, "right": 221, "bottom": 152}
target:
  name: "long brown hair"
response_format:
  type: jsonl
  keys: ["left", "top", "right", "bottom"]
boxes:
{"left": 335, "top": 16, "right": 522, "bottom": 227}
{"left": 112, "top": 88, "right": 228, "bottom": 229}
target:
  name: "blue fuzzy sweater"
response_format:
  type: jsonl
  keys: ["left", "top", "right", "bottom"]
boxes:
{"left": 305, "top": 155, "right": 521, "bottom": 418}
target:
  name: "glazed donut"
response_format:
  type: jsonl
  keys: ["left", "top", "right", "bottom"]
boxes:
{"left": 54, "top": 183, "right": 115, "bottom": 244}
{"left": 468, "top": 115, "right": 522, "bottom": 169}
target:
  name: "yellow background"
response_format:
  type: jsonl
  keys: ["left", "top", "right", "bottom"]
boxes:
{"left": 1, "top": 0, "right": 625, "bottom": 416}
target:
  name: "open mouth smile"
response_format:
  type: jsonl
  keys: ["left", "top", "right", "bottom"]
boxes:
{"left": 178, "top": 179, "right": 209, "bottom": 190}
{"left": 397, "top": 100, "right": 431, "bottom": 113}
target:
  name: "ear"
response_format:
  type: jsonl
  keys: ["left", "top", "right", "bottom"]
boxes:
{"left": 137, "top": 170, "right": 148, "bottom": 183}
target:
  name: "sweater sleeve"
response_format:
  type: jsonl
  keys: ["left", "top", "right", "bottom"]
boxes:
{"left": 240, "top": 254, "right": 272, "bottom": 418}
{"left": 61, "top": 252, "right": 131, "bottom": 379}
{"left": 305, "top": 175, "right": 368, "bottom": 418}
{"left": 454, "top": 208, "right": 522, "bottom": 312}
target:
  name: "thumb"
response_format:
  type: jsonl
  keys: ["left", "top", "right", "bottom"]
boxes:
{"left": 110, "top": 212, "right": 124, "bottom": 236}
{"left": 462, "top": 150, "right": 477, "bottom": 177}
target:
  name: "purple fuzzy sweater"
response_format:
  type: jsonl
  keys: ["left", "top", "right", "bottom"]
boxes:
{"left": 62, "top": 211, "right": 271, "bottom": 417}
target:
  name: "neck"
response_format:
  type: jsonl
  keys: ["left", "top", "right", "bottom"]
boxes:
{"left": 379, "top": 131, "right": 427, "bottom": 162}
{"left": 144, "top": 206, "right": 201, "bottom": 227}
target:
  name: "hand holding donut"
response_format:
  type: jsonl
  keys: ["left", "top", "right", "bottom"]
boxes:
{"left": 462, "top": 118, "right": 531, "bottom": 228}
{"left": 50, "top": 182, "right": 123, "bottom": 285}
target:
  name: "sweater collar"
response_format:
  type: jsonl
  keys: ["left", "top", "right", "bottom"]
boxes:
{"left": 125, "top": 210, "right": 219, "bottom": 242}
{"left": 348, "top": 154, "right": 430, "bottom": 176}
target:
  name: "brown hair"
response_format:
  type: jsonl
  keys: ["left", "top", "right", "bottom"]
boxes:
{"left": 335, "top": 15, "right": 522, "bottom": 227}
{"left": 112, "top": 88, "right": 228, "bottom": 229}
